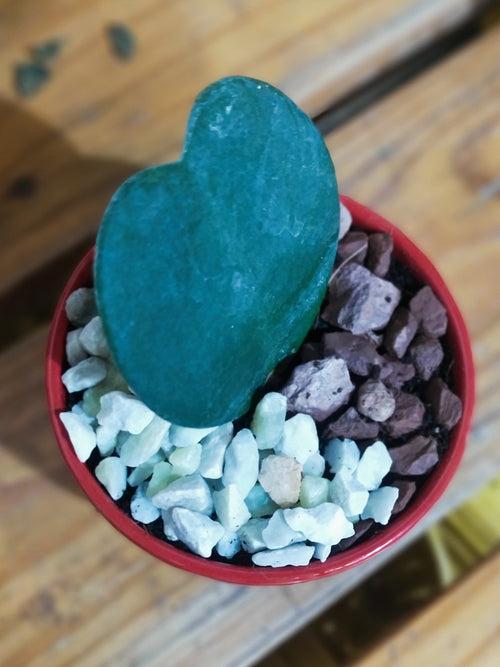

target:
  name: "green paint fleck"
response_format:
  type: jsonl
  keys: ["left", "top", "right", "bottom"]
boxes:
{"left": 14, "top": 61, "right": 50, "bottom": 97}
{"left": 31, "top": 38, "right": 64, "bottom": 64}
{"left": 107, "top": 23, "right": 136, "bottom": 61}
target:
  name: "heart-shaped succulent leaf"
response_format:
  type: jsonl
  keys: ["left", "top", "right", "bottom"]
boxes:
{"left": 95, "top": 76, "right": 339, "bottom": 427}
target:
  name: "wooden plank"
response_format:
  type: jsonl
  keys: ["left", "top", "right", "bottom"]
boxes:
{"left": 0, "top": 320, "right": 497, "bottom": 667}
{"left": 0, "top": 0, "right": 484, "bottom": 299}
{"left": 355, "top": 549, "right": 500, "bottom": 667}
{"left": 258, "top": 625, "right": 336, "bottom": 667}
{"left": 1, "top": 25, "right": 500, "bottom": 667}
{"left": 326, "top": 25, "right": 500, "bottom": 473}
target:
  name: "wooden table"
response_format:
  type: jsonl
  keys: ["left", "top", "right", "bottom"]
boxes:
{"left": 1, "top": 1, "right": 499, "bottom": 665}
{"left": 356, "top": 548, "right": 500, "bottom": 667}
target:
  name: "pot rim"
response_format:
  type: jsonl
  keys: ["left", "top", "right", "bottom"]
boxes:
{"left": 45, "top": 195, "right": 475, "bottom": 585}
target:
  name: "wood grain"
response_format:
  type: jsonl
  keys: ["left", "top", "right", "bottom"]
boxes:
{"left": 1, "top": 28, "right": 500, "bottom": 666}
{"left": 0, "top": 0, "right": 484, "bottom": 299}
{"left": 0, "top": 326, "right": 495, "bottom": 667}
{"left": 327, "top": 26, "right": 500, "bottom": 472}
{"left": 355, "top": 549, "right": 500, "bottom": 667}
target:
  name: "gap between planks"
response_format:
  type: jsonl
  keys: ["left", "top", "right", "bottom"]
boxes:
{"left": 354, "top": 548, "right": 500, "bottom": 667}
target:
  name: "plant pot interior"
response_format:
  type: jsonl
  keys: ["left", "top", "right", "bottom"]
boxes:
{"left": 46, "top": 197, "right": 474, "bottom": 585}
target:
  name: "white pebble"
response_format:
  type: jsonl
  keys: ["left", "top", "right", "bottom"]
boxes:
{"left": 114, "top": 431, "right": 129, "bottom": 456}
{"left": 161, "top": 509, "right": 178, "bottom": 541}
{"left": 171, "top": 507, "right": 224, "bottom": 558}
{"left": 146, "top": 461, "right": 177, "bottom": 497}
{"left": 96, "top": 423, "right": 119, "bottom": 456}
{"left": 355, "top": 441, "right": 392, "bottom": 490}
{"left": 339, "top": 202, "right": 353, "bottom": 240}
{"left": 252, "top": 544, "right": 314, "bottom": 567}
{"left": 284, "top": 503, "right": 354, "bottom": 545}
{"left": 324, "top": 438, "right": 360, "bottom": 474}
{"left": 313, "top": 543, "right": 332, "bottom": 562}
{"left": 127, "top": 452, "right": 164, "bottom": 486}
{"left": 216, "top": 531, "right": 241, "bottom": 559}
{"left": 262, "top": 510, "right": 305, "bottom": 549}
{"left": 198, "top": 423, "right": 233, "bottom": 478}
{"left": 82, "top": 366, "right": 129, "bottom": 419}
{"left": 245, "top": 483, "right": 278, "bottom": 518}
{"left": 250, "top": 392, "right": 287, "bottom": 450}
{"left": 239, "top": 518, "right": 268, "bottom": 553}
{"left": 222, "top": 429, "right": 259, "bottom": 498}
{"left": 101, "top": 363, "right": 129, "bottom": 392}
{"left": 276, "top": 413, "right": 319, "bottom": 464}
{"left": 258, "top": 454, "right": 302, "bottom": 508}
{"left": 160, "top": 430, "right": 174, "bottom": 456}
{"left": 303, "top": 452, "right": 326, "bottom": 477}
{"left": 169, "top": 425, "right": 217, "bottom": 448}
{"left": 65, "top": 287, "right": 97, "bottom": 326}
{"left": 120, "top": 415, "right": 170, "bottom": 466}
{"left": 213, "top": 484, "right": 251, "bottom": 532}
{"left": 95, "top": 456, "right": 127, "bottom": 500}
{"left": 97, "top": 391, "right": 155, "bottom": 435}
{"left": 62, "top": 357, "right": 107, "bottom": 393}
{"left": 361, "top": 486, "right": 399, "bottom": 525}
{"left": 82, "top": 386, "right": 102, "bottom": 418}
{"left": 130, "top": 484, "right": 160, "bottom": 524}
{"left": 259, "top": 450, "right": 273, "bottom": 463}
{"left": 71, "top": 401, "right": 95, "bottom": 425}
{"left": 151, "top": 474, "right": 213, "bottom": 515}
{"left": 329, "top": 469, "right": 369, "bottom": 516}
{"left": 66, "top": 329, "right": 88, "bottom": 366}
{"left": 79, "top": 316, "right": 110, "bottom": 358}
{"left": 169, "top": 443, "right": 202, "bottom": 476}
{"left": 208, "top": 478, "right": 224, "bottom": 494}
{"left": 299, "top": 475, "right": 330, "bottom": 508}
{"left": 59, "top": 411, "right": 96, "bottom": 462}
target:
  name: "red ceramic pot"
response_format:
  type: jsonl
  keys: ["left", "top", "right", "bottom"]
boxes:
{"left": 46, "top": 196, "right": 474, "bottom": 585}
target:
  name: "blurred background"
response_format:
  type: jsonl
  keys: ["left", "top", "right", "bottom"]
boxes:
{"left": 1, "top": 1, "right": 499, "bottom": 665}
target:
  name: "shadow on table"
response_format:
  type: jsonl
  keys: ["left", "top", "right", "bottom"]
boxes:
{"left": 0, "top": 97, "right": 140, "bottom": 350}
{"left": 0, "top": 98, "right": 140, "bottom": 495}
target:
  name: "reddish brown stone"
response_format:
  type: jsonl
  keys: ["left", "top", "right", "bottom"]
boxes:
{"left": 378, "top": 357, "right": 416, "bottom": 388}
{"left": 366, "top": 232, "right": 393, "bottom": 277}
{"left": 410, "top": 335, "right": 444, "bottom": 381}
{"left": 425, "top": 378, "right": 463, "bottom": 430}
{"left": 339, "top": 202, "right": 352, "bottom": 240}
{"left": 337, "top": 231, "right": 368, "bottom": 264}
{"left": 322, "top": 332, "right": 383, "bottom": 377}
{"left": 392, "top": 480, "right": 417, "bottom": 514}
{"left": 409, "top": 286, "right": 448, "bottom": 337}
{"left": 323, "top": 263, "right": 401, "bottom": 335}
{"left": 389, "top": 435, "right": 439, "bottom": 475}
{"left": 384, "top": 307, "right": 418, "bottom": 359}
{"left": 322, "top": 407, "right": 379, "bottom": 441}
{"left": 300, "top": 342, "right": 322, "bottom": 362}
{"left": 337, "top": 519, "right": 374, "bottom": 551}
{"left": 366, "top": 331, "right": 383, "bottom": 347}
{"left": 357, "top": 379, "right": 395, "bottom": 422}
{"left": 282, "top": 357, "right": 354, "bottom": 422}
{"left": 383, "top": 390, "right": 425, "bottom": 438}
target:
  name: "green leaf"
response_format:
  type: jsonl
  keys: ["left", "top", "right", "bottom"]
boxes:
{"left": 95, "top": 76, "right": 339, "bottom": 426}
